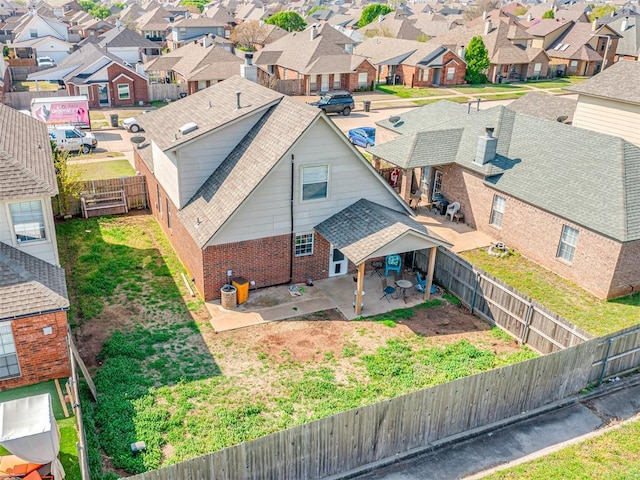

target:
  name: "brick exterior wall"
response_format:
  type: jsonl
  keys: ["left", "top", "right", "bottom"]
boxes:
{"left": 345, "top": 60, "right": 376, "bottom": 92}
{"left": 436, "top": 163, "right": 627, "bottom": 299}
{"left": 67, "top": 83, "right": 100, "bottom": 108}
{"left": 381, "top": 52, "right": 466, "bottom": 87}
{"left": 107, "top": 64, "right": 149, "bottom": 107}
{"left": 1, "top": 311, "right": 70, "bottom": 389}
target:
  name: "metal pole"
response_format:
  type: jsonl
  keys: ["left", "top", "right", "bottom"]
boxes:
{"left": 520, "top": 302, "right": 534, "bottom": 345}
{"left": 598, "top": 338, "right": 614, "bottom": 386}
{"left": 470, "top": 272, "right": 480, "bottom": 314}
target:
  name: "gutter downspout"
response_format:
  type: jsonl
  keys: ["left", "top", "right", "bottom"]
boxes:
{"left": 289, "top": 154, "right": 294, "bottom": 284}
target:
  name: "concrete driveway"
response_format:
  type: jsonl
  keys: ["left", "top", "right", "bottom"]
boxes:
{"left": 92, "top": 128, "right": 136, "bottom": 166}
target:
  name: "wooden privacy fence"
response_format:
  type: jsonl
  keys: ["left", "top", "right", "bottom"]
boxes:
{"left": 123, "top": 324, "right": 640, "bottom": 480}
{"left": 55, "top": 176, "right": 148, "bottom": 217}
{"left": 2, "top": 90, "right": 65, "bottom": 110}
{"left": 148, "top": 83, "right": 188, "bottom": 102}
{"left": 415, "top": 247, "right": 592, "bottom": 353}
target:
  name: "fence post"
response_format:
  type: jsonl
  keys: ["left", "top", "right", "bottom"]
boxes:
{"left": 520, "top": 303, "right": 535, "bottom": 345}
{"left": 470, "top": 272, "right": 481, "bottom": 314}
{"left": 598, "top": 338, "right": 614, "bottom": 386}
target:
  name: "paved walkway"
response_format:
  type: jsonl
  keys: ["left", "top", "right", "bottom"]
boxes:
{"left": 338, "top": 375, "right": 640, "bottom": 480}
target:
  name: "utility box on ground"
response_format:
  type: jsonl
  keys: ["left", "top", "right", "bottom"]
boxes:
{"left": 232, "top": 277, "right": 249, "bottom": 305}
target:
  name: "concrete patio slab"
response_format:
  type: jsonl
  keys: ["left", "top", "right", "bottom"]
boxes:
{"left": 414, "top": 207, "right": 494, "bottom": 253}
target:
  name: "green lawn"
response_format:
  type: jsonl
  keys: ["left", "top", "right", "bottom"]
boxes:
{"left": 461, "top": 249, "right": 640, "bottom": 336}
{"left": 70, "top": 159, "right": 134, "bottom": 180}
{"left": 0, "top": 380, "right": 80, "bottom": 480}
{"left": 476, "top": 91, "right": 529, "bottom": 101}
{"left": 57, "top": 215, "right": 536, "bottom": 477}
{"left": 12, "top": 81, "right": 59, "bottom": 92}
{"left": 484, "top": 418, "right": 640, "bottom": 479}
{"left": 413, "top": 96, "right": 471, "bottom": 106}
{"left": 376, "top": 84, "right": 451, "bottom": 98}
{"left": 524, "top": 76, "right": 589, "bottom": 89}
{"left": 450, "top": 84, "right": 524, "bottom": 94}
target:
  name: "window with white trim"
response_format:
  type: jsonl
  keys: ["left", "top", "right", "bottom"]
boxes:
{"left": 357, "top": 72, "right": 368, "bottom": 88}
{"left": 533, "top": 62, "right": 542, "bottom": 75}
{"left": 310, "top": 75, "right": 317, "bottom": 90}
{"left": 446, "top": 67, "right": 455, "bottom": 81}
{"left": 489, "top": 195, "right": 506, "bottom": 228}
{"left": 9, "top": 201, "right": 46, "bottom": 243}
{"left": 333, "top": 74, "right": 340, "bottom": 89}
{"left": 301, "top": 165, "right": 329, "bottom": 201}
{"left": 295, "top": 233, "right": 314, "bottom": 256}
{"left": 117, "top": 83, "right": 130, "bottom": 100}
{"left": 156, "top": 184, "right": 162, "bottom": 215}
{"left": 0, "top": 322, "right": 19, "bottom": 380}
{"left": 432, "top": 170, "right": 443, "bottom": 198}
{"left": 557, "top": 225, "right": 579, "bottom": 263}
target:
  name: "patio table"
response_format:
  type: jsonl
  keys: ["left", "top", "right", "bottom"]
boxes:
{"left": 395, "top": 279, "right": 413, "bottom": 302}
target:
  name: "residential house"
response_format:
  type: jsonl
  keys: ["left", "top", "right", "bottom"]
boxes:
{"left": 354, "top": 36, "right": 466, "bottom": 87}
{"left": 202, "top": 4, "right": 236, "bottom": 26}
{"left": 254, "top": 23, "right": 376, "bottom": 95}
{"left": 369, "top": 99, "right": 640, "bottom": 300}
{"left": 144, "top": 37, "right": 242, "bottom": 94}
{"left": 605, "top": 14, "right": 640, "bottom": 60}
{"left": 409, "top": 12, "right": 455, "bottom": 38}
{"left": 167, "top": 17, "right": 232, "bottom": 50}
{"left": 360, "top": 14, "right": 425, "bottom": 40}
{"left": 69, "top": 18, "right": 113, "bottom": 39}
{"left": 234, "top": 2, "right": 270, "bottom": 23}
{"left": 133, "top": 76, "right": 447, "bottom": 306}
{"left": 135, "top": 6, "right": 175, "bottom": 45}
{"left": 436, "top": 16, "right": 550, "bottom": 82}
{"left": 527, "top": 20, "right": 621, "bottom": 76}
{"left": 7, "top": 13, "right": 73, "bottom": 64}
{"left": 0, "top": 54, "right": 7, "bottom": 93}
{"left": 567, "top": 60, "right": 640, "bottom": 146}
{"left": 28, "top": 43, "right": 149, "bottom": 107}
{"left": 95, "top": 25, "right": 162, "bottom": 65}
{"left": 0, "top": 104, "right": 70, "bottom": 389}
{"left": 506, "top": 91, "right": 577, "bottom": 123}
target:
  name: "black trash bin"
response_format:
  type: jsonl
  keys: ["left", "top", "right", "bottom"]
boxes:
{"left": 363, "top": 100, "right": 371, "bottom": 112}
{"left": 385, "top": 75, "right": 392, "bottom": 85}
{"left": 110, "top": 114, "right": 119, "bottom": 127}
{"left": 439, "top": 201, "right": 449, "bottom": 216}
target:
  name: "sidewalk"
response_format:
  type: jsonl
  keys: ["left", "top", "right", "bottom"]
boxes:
{"left": 339, "top": 374, "right": 640, "bottom": 479}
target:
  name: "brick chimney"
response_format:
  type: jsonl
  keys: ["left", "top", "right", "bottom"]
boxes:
{"left": 475, "top": 127, "right": 498, "bottom": 165}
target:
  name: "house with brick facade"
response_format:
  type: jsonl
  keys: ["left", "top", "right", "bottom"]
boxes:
{"left": 369, "top": 100, "right": 640, "bottom": 300}
{"left": 134, "top": 76, "right": 448, "bottom": 305}
{"left": 354, "top": 37, "right": 466, "bottom": 87}
{"left": 254, "top": 23, "right": 377, "bottom": 95}
{"left": 28, "top": 42, "right": 149, "bottom": 108}
{"left": 0, "top": 104, "right": 70, "bottom": 389}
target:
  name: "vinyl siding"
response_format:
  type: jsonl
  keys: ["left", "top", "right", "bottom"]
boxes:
{"left": 211, "top": 117, "right": 406, "bottom": 246}
{"left": 176, "top": 113, "right": 265, "bottom": 207}
{"left": 153, "top": 142, "right": 180, "bottom": 207}
{"left": 109, "top": 47, "right": 140, "bottom": 64}
{"left": 0, "top": 197, "right": 59, "bottom": 266}
{"left": 573, "top": 95, "right": 640, "bottom": 146}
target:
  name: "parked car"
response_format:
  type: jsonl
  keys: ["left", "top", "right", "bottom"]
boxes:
{"left": 49, "top": 125, "right": 97, "bottom": 154}
{"left": 348, "top": 127, "right": 376, "bottom": 147}
{"left": 310, "top": 91, "right": 354, "bottom": 116}
{"left": 36, "top": 56, "right": 56, "bottom": 68}
{"left": 122, "top": 116, "right": 143, "bottom": 133}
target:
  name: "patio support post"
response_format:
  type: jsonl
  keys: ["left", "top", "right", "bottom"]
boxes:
{"left": 355, "top": 262, "right": 365, "bottom": 316}
{"left": 400, "top": 169, "right": 412, "bottom": 203}
{"left": 425, "top": 246, "right": 437, "bottom": 301}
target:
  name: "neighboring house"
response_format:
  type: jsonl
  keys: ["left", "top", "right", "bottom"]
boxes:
{"left": 0, "top": 104, "right": 70, "bottom": 389}
{"left": 96, "top": 25, "right": 162, "bottom": 65}
{"left": 505, "top": 91, "right": 577, "bottom": 123}
{"left": 202, "top": 4, "right": 236, "bottom": 25}
{"left": 7, "top": 35, "right": 73, "bottom": 64}
{"left": 567, "top": 60, "right": 640, "bottom": 146}
{"left": 234, "top": 3, "right": 270, "bottom": 23}
{"left": 135, "top": 6, "right": 175, "bottom": 45}
{"left": 167, "top": 17, "right": 232, "bottom": 50}
{"left": 134, "top": 76, "right": 447, "bottom": 302}
{"left": 70, "top": 18, "right": 113, "bottom": 39}
{"left": 527, "top": 20, "right": 621, "bottom": 76}
{"left": 12, "top": 13, "right": 69, "bottom": 43}
{"left": 606, "top": 14, "right": 640, "bottom": 60}
{"left": 28, "top": 43, "right": 149, "bottom": 107}
{"left": 144, "top": 37, "right": 242, "bottom": 94}
{"left": 254, "top": 23, "right": 376, "bottom": 95}
{"left": 409, "top": 12, "right": 454, "bottom": 38}
{"left": 0, "top": 54, "right": 8, "bottom": 93}
{"left": 355, "top": 36, "right": 466, "bottom": 87}
{"left": 369, "top": 100, "right": 640, "bottom": 300}
{"left": 360, "top": 14, "right": 425, "bottom": 41}
{"left": 7, "top": 13, "right": 73, "bottom": 63}
{"left": 436, "top": 17, "right": 550, "bottom": 82}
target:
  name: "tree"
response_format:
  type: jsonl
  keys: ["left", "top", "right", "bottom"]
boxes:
{"left": 464, "top": 36, "right": 490, "bottom": 84}
{"left": 308, "top": 5, "right": 328, "bottom": 16}
{"left": 358, "top": 4, "right": 394, "bottom": 28}
{"left": 589, "top": 5, "right": 616, "bottom": 21}
{"left": 416, "top": 33, "right": 430, "bottom": 42}
{"left": 78, "top": 0, "right": 97, "bottom": 11}
{"left": 514, "top": 6, "right": 528, "bottom": 16}
{"left": 52, "top": 141, "right": 83, "bottom": 217}
{"left": 264, "top": 11, "right": 307, "bottom": 32}
{"left": 542, "top": 9, "right": 554, "bottom": 19}
{"left": 180, "top": 0, "right": 207, "bottom": 13}
{"left": 230, "top": 21, "right": 268, "bottom": 51}
{"left": 363, "top": 25, "right": 395, "bottom": 38}
{"left": 90, "top": 5, "right": 111, "bottom": 19}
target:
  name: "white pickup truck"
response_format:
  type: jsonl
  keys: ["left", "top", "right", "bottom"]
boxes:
{"left": 48, "top": 125, "right": 98, "bottom": 154}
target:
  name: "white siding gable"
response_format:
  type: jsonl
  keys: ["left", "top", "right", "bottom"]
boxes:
{"left": 153, "top": 141, "right": 180, "bottom": 207}
{"left": 0, "top": 196, "right": 59, "bottom": 266}
{"left": 15, "top": 16, "right": 69, "bottom": 42}
{"left": 109, "top": 47, "right": 141, "bottom": 65}
{"left": 573, "top": 95, "right": 640, "bottom": 147}
{"left": 175, "top": 113, "right": 266, "bottom": 207}
{"left": 211, "top": 116, "right": 406, "bottom": 246}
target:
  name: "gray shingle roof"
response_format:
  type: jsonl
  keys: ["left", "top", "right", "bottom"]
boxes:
{"left": 609, "top": 15, "right": 639, "bottom": 58}
{"left": 371, "top": 102, "right": 640, "bottom": 241}
{"left": 0, "top": 104, "right": 57, "bottom": 201}
{"left": 0, "top": 242, "right": 69, "bottom": 320}
{"left": 177, "top": 96, "right": 320, "bottom": 247}
{"left": 315, "top": 198, "right": 449, "bottom": 264}
{"left": 506, "top": 91, "right": 577, "bottom": 123}
{"left": 567, "top": 60, "right": 640, "bottom": 104}
{"left": 137, "top": 75, "right": 282, "bottom": 152}
{"left": 375, "top": 99, "right": 467, "bottom": 133}
{"left": 98, "top": 25, "right": 159, "bottom": 49}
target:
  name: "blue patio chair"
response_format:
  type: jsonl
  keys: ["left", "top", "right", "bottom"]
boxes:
{"left": 384, "top": 254, "right": 402, "bottom": 278}
{"left": 380, "top": 278, "right": 396, "bottom": 302}
{"left": 415, "top": 271, "right": 437, "bottom": 295}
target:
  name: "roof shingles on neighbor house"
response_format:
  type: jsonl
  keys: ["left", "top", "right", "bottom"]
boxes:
{"left": 567, "top": 59, "right": 640, "bottom": 104}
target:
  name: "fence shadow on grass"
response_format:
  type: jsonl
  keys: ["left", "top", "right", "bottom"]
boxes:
{"left": 57, "top": 214, "right": 221, "bottom": 477}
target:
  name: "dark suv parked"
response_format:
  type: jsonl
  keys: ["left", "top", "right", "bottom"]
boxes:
{"left": 310, "top": 91, "right": 355, "bottom": 116}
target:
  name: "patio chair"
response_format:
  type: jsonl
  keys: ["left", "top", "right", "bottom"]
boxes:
{"left": 380, "top": 278, "right": 396, "bottom": 302}
{"left": 384, "top": 254, "right": 402, "bottom": 277}
{"left": 445, "top": 201, "right": 461, "bottom": 221}
{"left": 415, "top": 271, "right": 427, "bottom": 293}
